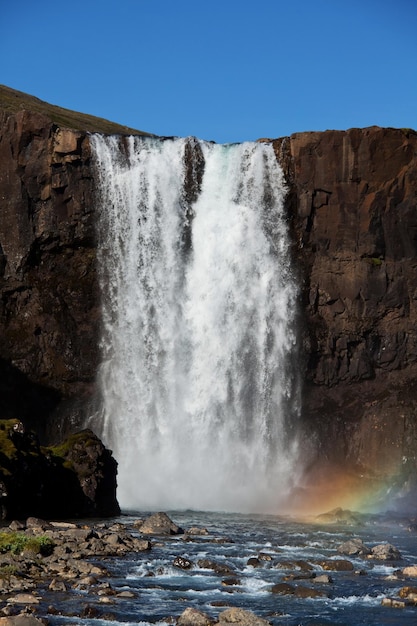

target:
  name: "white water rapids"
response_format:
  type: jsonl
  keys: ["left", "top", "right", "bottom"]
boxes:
{"left": 91, "top": 135, "right": 300, "bottom": 513}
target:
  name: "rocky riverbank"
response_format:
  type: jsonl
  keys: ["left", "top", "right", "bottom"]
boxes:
{"left": 0, "top": 511, "right": 417, "bottom": 625}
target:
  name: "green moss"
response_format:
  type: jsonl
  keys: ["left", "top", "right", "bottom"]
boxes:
{"left": 44, "top": 429, "right": 99, "bottom": 478}
{"left": 48, "top": 429, "right": 97, "bottom": 458}
{"left": 0, "top": 419, "right": 22, "bottom": 462}
{"left": 363, "top": 256, "right": 383, "bottom": 267}
{"left": 0, "top": 564, "right": 18, "bottom": 579}
{"left": 0, "top": 84, "right": 154, "bottom": 136}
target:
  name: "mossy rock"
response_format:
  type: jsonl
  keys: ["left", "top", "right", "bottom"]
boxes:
{"left": 0, "top": 421, "right": 119, "bottom": 519}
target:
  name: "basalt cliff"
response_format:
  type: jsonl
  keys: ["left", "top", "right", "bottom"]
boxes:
{"left": 1, "top": 85, "right": 416, "bottom": 509}
{"left": 272, "top": 129, "right": 417, "bottom": 507}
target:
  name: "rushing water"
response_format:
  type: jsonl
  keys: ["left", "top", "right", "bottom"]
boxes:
{"left": 91, "top": 135, "right": 300, "bottom": 513}
{"left": 41, "top": 511, "right": 417, "bottom": 626}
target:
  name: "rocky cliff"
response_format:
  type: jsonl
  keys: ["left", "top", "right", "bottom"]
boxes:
{"left": 273, "top": 127, "right": 417, "bottom": 501}
{"left": 1, "top": 86, "right": 416, "bottom": 507}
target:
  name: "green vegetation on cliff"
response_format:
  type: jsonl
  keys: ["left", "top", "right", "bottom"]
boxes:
{"left": 0, "top": 84, "right": 153, "bottom": 136}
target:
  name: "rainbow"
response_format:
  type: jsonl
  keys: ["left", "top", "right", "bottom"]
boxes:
{"left": 282, "top": 460, "right": 410, "bottom": 518}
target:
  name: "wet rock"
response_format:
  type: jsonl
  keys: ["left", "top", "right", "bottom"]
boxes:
{"left": 275, "top": 560, "right": 313, "bottom": 571}
{"left": 370, "top": 543, "right": 401, "bottom": 560}
{"left": 246, "top": 557, "right": 261, "bottom": 568}
{"left": 337, "top": 538, "right": 371, "bottom": 556}
{"left": 294, "top": 585, "right": 328, "bottom": 598}
{"left": 402, "top": 565, "right": 417, "bottom": 577}
{"left": 173, "top": 556, "right": 193, "bottom": 570}
{"left": 197, "top": 559, "right": 233, "bottom": 575}
{"left": 284, "top": 572, "right": 314, "bottom": 581}
{"left": 381, "top": 598, "right": 407, "bottom": 608}
{"left": 116, "top": 590, "right": 136, "bottom": 598}
{"left": 186, "top": 527, "right": 209, "bottom": 535}
{"left": 217, "top": 607, "right": 271, "bottom": 625}
{"left": 313, "top": 574, "right": 333, "bottom": 584}
{"left": 98, "top": 596, "right": 115, "bottom": 604}
{"left": 399, "top": 586, "right": 417, "bottom": 603}
{"left": 0, "top": 617, "right": 46, "bottom": 626}
{"left": 317, "top": 559, "right": 354, "bottom": 571}
{"left": 177, "top": 607, "right": 213, "bottom": 626}
{"left": 270, "top": 582, "right": 295, "bottom": 595}
{"left": 140, "top": 512, "right": 183, "bottom": 535}
{"left": 221, "top": 577, "right": 241, "bottom": 587}
{"left": 81, "top": 605, "right": 100, "bottom": 618}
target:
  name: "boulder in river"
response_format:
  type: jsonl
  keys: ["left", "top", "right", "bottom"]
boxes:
{"left": 402, "top": 565, "right": 417, "bottom": 577}
{"left": 337, "top": 538, "right": 371, "bottom": 556}
{"left": 217, "top": 607, "right": 271, "bottom": 625}
{"left": 177, "top": 607, "right": 213, "bottom": 625}
{"left": 139, "top": 512, "right": 183, "bottom": 535}
{"left": 370, "top": 543, "right": 401, "bottom": 560}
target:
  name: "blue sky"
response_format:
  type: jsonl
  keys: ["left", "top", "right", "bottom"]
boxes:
{"left": 2, "top": 0, "right": 417, "bottom": 143}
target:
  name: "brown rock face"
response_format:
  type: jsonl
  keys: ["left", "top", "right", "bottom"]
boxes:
{"left": 1, "top": 97, "right": 417, "bottom": 508}
{"left": 0, "top": 109, "right": 97, "bottom": 440}
{"left": 274, "top": 127, "right": 417, "bottom": 501}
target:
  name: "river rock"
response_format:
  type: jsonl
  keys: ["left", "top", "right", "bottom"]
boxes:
{"left": 0, "top": 617, "right": 46, "bottom": 626}
{"left": 186, "top": 527, "right": 209, "bottom": 535}
{"left": 313, "top": 574, "right": 333, "bottom": 584}
{"left": 6, "top": 594, "right": 40, "bottom": 605}
{"left": 381, "top": 598, "right": 407, "bottom": 608}
{"left": 337, "top": 538, "right": 371, "bottom": 556}
{"left": 370, "top": 543, "right": 401, "bottom": 560}
{"left": 217, "top": 607, "right": 271, "bottom": 625}
{"left": 270, "top": 582, "right": 295, "bottom": 595}
{"left": 177, "top": 607, "right": 213, "bottom": 625}
{"left": 197, "top": 559, "right": 233, "bottom": 575}
{"left": 402, "top": 565, "right": 417, "bottom": 577}
{"left": 399, "top": 586, "right": 417, "bottom": 603}
{"left": 173, "top": 556, "right": 193, "bottom": 570}
{"left": 294, "top": 585, "right": 328, "bottom": 598}
{"left": 48, "top": 578, "right": 67, "bottom": 591}
{"left": 139, "top": 512, "right": 183, "bottom": 535}
{"left": 317, "top": 559, "right": 354, "bottom": 571}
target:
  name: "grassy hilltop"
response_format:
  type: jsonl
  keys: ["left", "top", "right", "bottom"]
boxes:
{"left": 0, "top": 84, "right": 152, "bottom": 136}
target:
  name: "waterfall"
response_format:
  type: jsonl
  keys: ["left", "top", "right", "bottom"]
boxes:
{"left": 90, "top": 134, "right": 300, "bottom": 513}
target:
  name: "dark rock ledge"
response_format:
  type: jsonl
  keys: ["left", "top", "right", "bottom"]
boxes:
{"left": 0, "top": 419, "right": 119, "bottom": 520}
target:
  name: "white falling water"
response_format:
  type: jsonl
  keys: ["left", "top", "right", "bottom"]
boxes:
{"left": 90, "top": 134, "right": 300, "bottom": 513}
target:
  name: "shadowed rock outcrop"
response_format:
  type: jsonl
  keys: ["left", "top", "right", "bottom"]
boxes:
{"left": 0, "top": 419, "right": 119, "bottom": 519}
